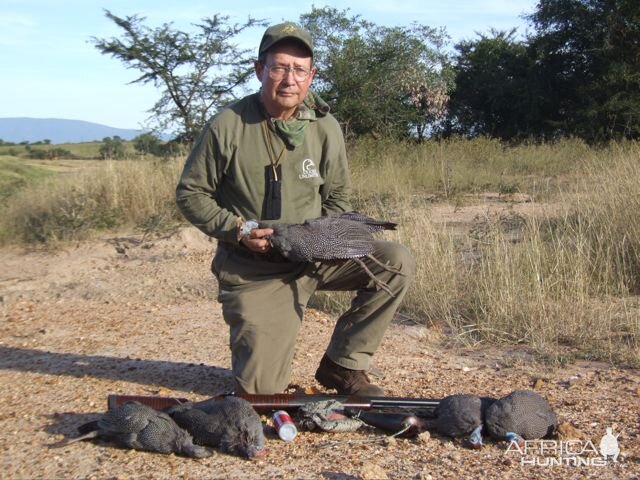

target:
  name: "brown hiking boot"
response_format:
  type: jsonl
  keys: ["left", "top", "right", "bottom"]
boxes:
{"left": 314, "top": 355, "right": 384, "bottom": 397}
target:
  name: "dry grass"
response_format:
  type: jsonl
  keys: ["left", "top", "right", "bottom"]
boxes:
{"left": 320, "top": 139, "right": 640, "bottom": 366}
{"left": 348, "top": 136, "right": 590, "bottom": 204}
{"left": 1, "top": 138, "right": 638, "bottom": 366}
{"left": 0, "top": 158, "right": 183, "bottom": 243}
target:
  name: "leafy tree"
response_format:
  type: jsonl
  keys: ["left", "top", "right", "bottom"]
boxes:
{"left": 92, "top": 11, "right": 265, "bottom": 143}
{"left": 299, "top": 7, "right": 452, "bottom": 140}
{"left": 133, "top": 132, "right": 163, "bottom": 156}
{"left": 100, "top": 136, "right": 126, "bottom": 159}
{"left": 529, "top": 0, "right": 640, "bottom": 141}
{"left": 446, "top": 0, "right": 639, "bottom": 142}
{"left": 447, "top": 30, "right": 544, "bottom": 140}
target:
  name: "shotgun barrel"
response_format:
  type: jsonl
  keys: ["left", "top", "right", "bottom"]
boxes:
{"left": 107, "top": 393, "right": 440, "bottom": 413}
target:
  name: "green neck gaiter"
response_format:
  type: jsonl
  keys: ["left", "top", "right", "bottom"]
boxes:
{"left": 273, "top": 118, "right": 308, "bottom": 148}
{"left": 271, "top": 91, "right": 330, "bottom": 148}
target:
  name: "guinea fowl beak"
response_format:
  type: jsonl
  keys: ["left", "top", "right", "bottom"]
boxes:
{"left": 505, "top": 431, "right": 525, "bottom": 447}
{"left": 248, "top": 446, "right": 268, "bottom": 460}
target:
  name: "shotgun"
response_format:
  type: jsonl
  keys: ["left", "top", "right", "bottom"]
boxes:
{"left": 107, "top": 392, "right": 440, "bottom": 415}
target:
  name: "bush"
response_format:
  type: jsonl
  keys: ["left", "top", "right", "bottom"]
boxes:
{"left": 18, "top": 193, "right": 123, "bottom": 243}
{"left": 27, "top": 148, "right": 73, "bottom": 160}
{"left": 133, "top": 132, "right": 163, "bottom": 156}
{"left": 100, "top": 136, "right": 127, "bottom": 159}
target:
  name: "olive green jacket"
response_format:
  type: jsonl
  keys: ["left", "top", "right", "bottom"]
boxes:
{"left": 176, "top": 92, "right": 352, "bottom": 244}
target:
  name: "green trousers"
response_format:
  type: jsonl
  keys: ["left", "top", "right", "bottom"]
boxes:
{"left": 213, "top": 240, "right": 415, "bottom": 394}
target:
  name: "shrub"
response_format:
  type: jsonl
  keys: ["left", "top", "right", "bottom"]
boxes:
{"left": 27, "top": 148, "right": 73, "bottom": 160}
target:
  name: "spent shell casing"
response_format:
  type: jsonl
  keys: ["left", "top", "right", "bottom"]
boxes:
{"left": 273, "top": 410, "right": 297, "bottom": 442}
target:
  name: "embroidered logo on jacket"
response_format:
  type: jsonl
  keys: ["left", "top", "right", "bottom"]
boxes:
{"left": 299, "top": 158, "right": 320, "bottom": 179}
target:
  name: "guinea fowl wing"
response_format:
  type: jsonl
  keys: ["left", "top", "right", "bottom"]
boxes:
{"left": 97, "top": 402, "right": 155, "bottom": 436}
{"left": 336, "top": 212, "right": 397, "bottom": 232}
{"left": 266, "top": 212, "right": 402, "bottom": 296}
{"left": 307, "top": 220, "right": 375, "bottom": 260}
{"left": 271, "top": 218, "right": 374, "bottom": 261}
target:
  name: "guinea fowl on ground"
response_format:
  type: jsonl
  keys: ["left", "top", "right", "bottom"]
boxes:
{"left": 260, "top": 211, "right": 403, "bottom": 296}
{"left": 422, "top": 394, "right": 497, "bottom": 449}
{"left": 485, "top": 390, "right": 557, "bottom": 445}
{"left": 166, "top": 396, "right": 266, "bottom": 459}
{"left": 55, "top": 402, "right": 211, "bottom": 458}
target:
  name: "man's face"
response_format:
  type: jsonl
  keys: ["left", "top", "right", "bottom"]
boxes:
{"left": 256, "top": 41, "right": 315, "bottom": 120}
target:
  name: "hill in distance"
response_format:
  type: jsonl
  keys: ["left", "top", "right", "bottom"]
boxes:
{"left": 0, "top": 118, "right": 144, "bottom": 144}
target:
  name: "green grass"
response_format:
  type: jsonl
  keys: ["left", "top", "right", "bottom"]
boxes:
{"left": 0, "top": 141, "right": 138, "bottom": 159}
{"left": 0, "top": 156, "right": 55, "bottom": 202}
{"left": 21, "top": 158, "right": 108, "bottom": 175}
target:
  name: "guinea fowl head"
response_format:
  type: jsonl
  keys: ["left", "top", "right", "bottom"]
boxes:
{"left": 467, "top": 424, "right": 484, "bottom": 449}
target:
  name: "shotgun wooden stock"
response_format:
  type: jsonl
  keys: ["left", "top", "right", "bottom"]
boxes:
{"left": 107, "top": 393, "right": 440, "bottom": 414}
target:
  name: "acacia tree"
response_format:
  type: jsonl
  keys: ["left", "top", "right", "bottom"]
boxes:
{"left": 93, "top": 11, "right": 265, "bottom": 143}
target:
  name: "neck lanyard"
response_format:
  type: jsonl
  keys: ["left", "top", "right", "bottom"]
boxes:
{"left": 261, "top": 120, "right": 286, "bottom": 181}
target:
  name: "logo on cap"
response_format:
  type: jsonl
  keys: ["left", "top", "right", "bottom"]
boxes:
{"left": 281, "top": 24, "right": 298, "bottom": 34}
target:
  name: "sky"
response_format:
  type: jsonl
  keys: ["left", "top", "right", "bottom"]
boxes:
{"left": 0, "top": 0, "right": 538, "bottom": 130}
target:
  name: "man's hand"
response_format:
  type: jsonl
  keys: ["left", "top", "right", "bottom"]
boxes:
{"left": 241, "top": 227, "right": 274, "bottom": 253}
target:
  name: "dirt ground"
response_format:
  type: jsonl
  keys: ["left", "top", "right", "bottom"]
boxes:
{"left": 1, "top": 200, "right": 639, "bottom": 479}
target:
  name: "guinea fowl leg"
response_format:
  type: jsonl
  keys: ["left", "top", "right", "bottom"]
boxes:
{"left": 351, "top": 257, "right": 395, "bottom": 297}
{"left": 365, "top": 254, "right": 406, "bottom": 276}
